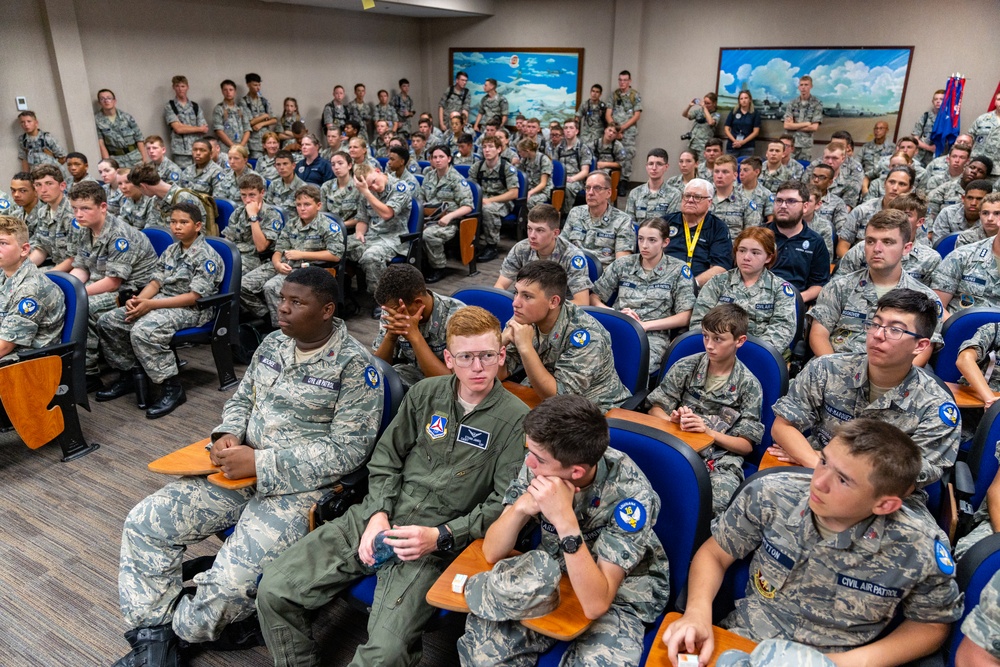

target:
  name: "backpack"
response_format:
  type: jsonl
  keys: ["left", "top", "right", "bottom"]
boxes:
{"left": 168, "top": 187, "right": 218, "bottom": 236}
{"left": 169, "top": 100, "right": 200, "bottom": 119}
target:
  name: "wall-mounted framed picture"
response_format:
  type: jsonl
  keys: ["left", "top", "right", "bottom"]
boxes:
{"left": 715, "top": 47, "right": 915, "bottom": 145}
{"left": 449, "top": 48, "right": 585, "bottom": 126}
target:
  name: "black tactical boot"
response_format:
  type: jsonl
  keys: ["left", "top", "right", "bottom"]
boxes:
{"left": 145, "top": 377, "right": 186, "bottom": 419}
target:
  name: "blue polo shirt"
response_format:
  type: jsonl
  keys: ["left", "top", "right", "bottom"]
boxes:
{"left": 295, "top": 156, "right": 334, "bottom": 186}
{"left": 663, "top": 211, "right": 733, "bottom": 277}
{"left": 766, "top": 221, "right": 830, "bottom": 292}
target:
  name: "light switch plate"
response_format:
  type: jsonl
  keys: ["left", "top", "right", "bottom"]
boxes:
{"left": 15, "top": 97, "right": 27, "bottom": 111}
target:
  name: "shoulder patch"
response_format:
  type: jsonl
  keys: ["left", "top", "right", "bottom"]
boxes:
{"left": 570, "top": 328, "right": 591, "bottom": 348}
{"left": 364, "top": 364, "right": 380, "bottom": 389}
{"left": 215, "top": 172, "right": 223, "bottom": 181}
{"left": 329, "top": 221, "right": 341, "bottom": 233}
{"left": 510, "top": 165, "right": 517, "bottom": 173}
{"left": 204, "top": 259, "right": 218, "bottom": 275}
{"left": 782, "top": 282, "right": 794, "bottom": 297}
{"left": 71, "top": 218, "right": 80, "bottom": 229}
{"left": 680, "top": 264, "right": 692, "bottom": 280}
{"left": 614, "top": 498, "right": 647, "bottom": 533}
{"left": 939, "top": 402, "right": 959, "bottom": 428}
{"left": 169, "top": 171, "right": 180, "bottom": 182}
{"left": 934, "top": 540, "right": 956, "bottom": 575}
{"left": 460, "top": 179, "right": 469, "bottom": 187}
{"left": 17, "top": 297, "right": 38, "bottom": 317}
{"left": 114, "top": 237, "right": 130, "bottom": 252}
{"left": 395, "top": 181, "right": 407, "bottom": 192}
{"left": 748, "top": 200, "right": 757, "bottom": 210}
{"left": 0, "top": 200, "right": 9, "bottom": 210}
{"left": 571, "top": 255, "right": 586, "bottom": 270}
{"left": 272, "top": 219, "right": 283, "bottom": 231}
{"left": 668, "top": 225, "right": 678, "bottom": 237}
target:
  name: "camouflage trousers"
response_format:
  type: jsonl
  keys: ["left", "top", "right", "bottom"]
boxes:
{"left": 563, "top": 181, "right": 585, "bottom": 216}
{"left": 240, "top": 251, "right": 264, "bottom": 274}
{"left": 393, "top": 362, "right": 425, "bottom": 389}
{"left": 621, "top": 127, "right": 638, "bottom": 182}
{"left": 262, "top": 274, "right": 289, "bottom": 324}
{"left": 955, "top": 520, "right": 993, "bottom": 560}
{"left": 423, "top": 220, "right": 458, "bottom": 269}
{"left": 96, "top": 301, "right": 207, "bottom": 383}
{"left": 346, "top": 237, "right": 399, "bottom": 296}
{"left": 172, "top": 154, "right": 193, "bottom": 169}
{"left": 717, "top": 638, "right": 836, "bottom": 667}
{"left": 113, "top": 149, "right": 144, "bottom": 168}
{"left": 457, "top": 602, "right": 644, "bottom": 667}
{"left": 527, "top": 193, "right": 549, "bottom": 211}
{"left": 648, "top": 331, "right": 671, "bottom": 377}
{"left": 241, "top": 264, "right": 277, "bottom": 319}
{"left": 257, "top": 501, "right": 449, "bottom": 667}
{"left": 119, "top": 476, "right": 320, "bottom": 643}
{"left": 87, "top": 290, "right": 121, "bottom": 374}
{"left": 480, "top": 201, "right": 513, "bottom": 247}
{"left": 709, "top": 452, "right": 746, "bottom": 516}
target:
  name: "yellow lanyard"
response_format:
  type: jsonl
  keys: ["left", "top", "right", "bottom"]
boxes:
{"left": 683, "top": 217, "right": 706, "bottom": 267}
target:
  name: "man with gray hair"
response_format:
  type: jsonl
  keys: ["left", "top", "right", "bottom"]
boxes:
{"left": 663, "top": 178, "right": 733, "bottom": 286}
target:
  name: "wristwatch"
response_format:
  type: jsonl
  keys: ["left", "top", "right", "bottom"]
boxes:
{"left": 436, "top": 525, "right": 454, "bottom": 552}
{"left": 249, "top": 214, "right": 260, "bottom": 223}
{"left": 560, "top": 534, "right": 583, "bottom": 554}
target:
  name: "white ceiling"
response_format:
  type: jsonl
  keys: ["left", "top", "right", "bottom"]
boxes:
{"left": 259, "top": 0, "right": 496, "bottom": 18}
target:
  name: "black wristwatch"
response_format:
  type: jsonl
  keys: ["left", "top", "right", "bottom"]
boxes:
{"left": 560, "top": 534, "right": 583, "bottom": 554}
{"left": 436, "top": 525, "right": 454, "bottom": 552}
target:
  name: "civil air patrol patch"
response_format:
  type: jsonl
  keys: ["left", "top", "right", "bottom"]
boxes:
{"left": 17, "top": 298, "right": 38, "bottom": 317}
{"left": 329, "top": 221, "right": 341, "bottom": 233}
{"left": 782, "top": 283, "right": 794, "bottom": 297}
{"left": 753, "top": 568, "right": 777, "bottom": 598}
{"left": 571, "top": 255, "right": 585, "bottom": 270}
{"left": 939, "top": 402, "right": 959, "bottom": 428}
{"left": 748, "top": 200, "right": 757, "bottom": 210}
{"left": 204, "top": 260, "right": 218, "bottom": 275}
{"left": 426, "top": 413, "right": 448, "bottom": 440}
{"left": 614, "top": 498, "right": 647, "bottom": 532}
{"left": 934, "top": 540, "right": 955, "bottom": 575}
{"left": 937, "top": 300, "right": 944, "bottom": 317}
{"left": 169, "top": 172, "right": 180, "bottom": 182}
{"left": 460, "top": 179, "right": 468, "bottom": 187}
{"left": 364, "top": 365, "right": 380, "bottom": 388}
{"left": 681, "top": 265, "right": 692, "bottom": 280}
{"left": 114, "top": 238, "right": 129, "bottom": 252}
{"left": 71, "top": 218, "right": 80, "bottom": 229}
{"left": 570, "top": 329, "right": 590, "bottom": 348}
{"left": 396, "top": 181, "right": 407, "bottom": 192}
{"left": 0, "top": 199, "right": 9, "bottom": 210}
{"left": 272, "top": 219, "right": 283, "bottom": 231}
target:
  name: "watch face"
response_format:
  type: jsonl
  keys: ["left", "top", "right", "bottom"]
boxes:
{"left": 561, "top": 535, "right": 582, "bottom": 554}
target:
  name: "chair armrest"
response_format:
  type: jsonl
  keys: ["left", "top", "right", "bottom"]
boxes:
{"left": 309, "top": 468, "right": 370, "bottom": 531}
{"left": 954, "top": 461, "right": 975, "bottom": 500}
{"left": 399, "top": 232, "right": 421, "bottom": 244}
{"left": 620, "top": 390, "right": 649, "bottom": 412}
{"left": 195, "top": 292, "right": 234, "bottom": 310}
{"left": 18, "top": 341, "right": 75, "bottom": 361}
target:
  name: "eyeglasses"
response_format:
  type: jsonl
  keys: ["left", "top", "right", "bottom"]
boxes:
{"left": 98, "top": 96, "right": 115, "bottom": 102}
{"left": 774, "top": 198, "right": 804, "bottom": 207}
{"left": 681, "top": 194, "right": 710, "bottom": 202}
{"left": 863, "top": 320, "right": 921, "bottom": 340}
{"left": 451, "top": 351, "right": 500, "bottom": 367}
{"left": 584, "top": 186, "right": 609, "bottom": 193}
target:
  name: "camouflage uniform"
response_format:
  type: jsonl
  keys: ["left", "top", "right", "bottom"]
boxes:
{"left": 214, "top": 166, "right": 258, "bottom": 203}
{"left": 119, "top": 195, "right": 159, "bottom": 231}
{"left": 592, "top": 138, "right": 627, "bottom": 173}
{"left": 453, "top": 152, "right": 477, "bottom": 167}
{"left": 477, "top": 94, "right": 508, "bottom": 127}
{"left": 118, "top": 322, "right": 382, "bottom": 643}
{"left": 73, "top": 214, "right": 158, "bottom": 373}
{"left": 18, "top": 203, "right": 42, "bottom": 237}
{"left": 836, "top": 242, "right": 940, "bottom": 288}
{"left": 813, "top": 192, "right": 849, "bottom": 257}
{"left": 931, "top": 203, "right": 974, "bottom": 245}
{"left": 810, "top": 268, "right": 943, "bottom": 353}
{"left": 255, "top": 155, "right": 279, "bottom": 182}
{"left": 954, "top": 436, "right": 999, "bottom": 558}
{"left": 258, "top": 373, "right": 525, "bottom": 666}
{"left": 913, "top": 109, "right": 939, "bottom": 166}
{"left": 773, "top": 352, "right": 961, "bottom": 487}
{"left": 318, "top": 180, "right": 358, "bottom": 223}
{"left": 421, "top": 168, "right": 475, "bottom": 269}
{"left": 96, "top": 236, "right": 223, "bottom": 383}
{"left": 0, "top": 259, "right": 66, "bottom": 362}
{"left": 554, "top": 140, "right": 594, "bottom": 213}
{"left": 390, "top": 92, "right": 414, "bottom": 132}
{"left": 874, "top": 154, "right": 926, "bottom": 184}
{"left": 505, "top": 302, "right": 631, "bottom": 411}
{"left": 163, "top": 99, "right": 207, "bottom": 167}
{"left": 839, "top": 197, "right": 883, "bottom": 246}
{"left": 932, "top": 237, "right": 1000, "bottom": 314}
{"left": 711, "top": 189, "right": 763, "bottom": 240}
{"left": 18, "top": 130, "right": 66, "bottom": 168}
{"left": 593, "top": 253, "right": 695, "bottom": 373}
{"left": 713, "top": 472, "right": 962, "bottom": 652}
{"left": 265, "top": 175, "right": 307, "bottom": 220}
{"left": 783, "top": 96, "right": 823, "bottom": 160}
{"left": 961, "top": 568, "right": 1000, "bottom": 658}
{"left": 181, "top": 160, "right": 223, "bottom": 197}
{"left": 222, "top": 201, "right": 284, "bottom": 273}
{"left": 373, "top": 103, "right": 398, "bottom": 128}
{"left": 920, "top": 169, "right": 959, "bottom": 196}
{"left": 95, "top": 110, "right": 144, "bottom": 167}
{"left": 457, "top": 447, "right": 670, "bottom": 667}
{"left": 151, "top": 185, "right": 208, "bottom": 230}
{"left": 346, "top": 100, "right": 375, "bottom": 140}
{"left": 521, "top": 152, "right": 554, "bottom": 210}
{"left": 956, "top": 222, "right": 991, "bottom": 249}
{"left": 743, "top": 183, "right": 775, "bottom": 219}
{"left": 105, "top": 184, "right": 125, "bottom": 217}
{"left": 626, "top": 182, "right": 681, "bottom": 224}
{"left": 576, "top": 98, "right": 609, "bottom": 147}
{"left": 31, "top": 195, "right": 81, "bottom": 263}
{"left": 927, "top": 179, "right": 965, "bottom": 222}
{"left": 648, "top": 352, "right": 763, "bottom": 513}
{"left": 439, "top": 86, "right": 471, "bottom": 124}
{"left": 968, "top": 111, "right": 1000, "bottom": 175}
{"left": 0, "top": 190, "right": 21, "bottom": 218}
{"left": 759, "top": 164, "right": 797, "bottom": 194}
{"left": 859, "top": 140, "right": 896, "bottom": 179}
{"left": 686, "top": 105, "right": 720, "bottom": 157}
{"left": 155, "top": 157, "right": 183, "bottom": 186}
{"left": 239, "top": 94, "right": 274, "bottom": 158}
{"left": 564, "top": 203, "right": 636, "bottom": 265}
{"left": 322, "top": 101, "right": 348, "bottom": 133}
{"left": 469, "top": 157, "right": 519, "bottom": 247}
{"left": 499, "top": 236, "right": 593, "bottom": 300}
{"left": 608, "top": 88, "right": 642, "bottom": 181}
{"left": 717, "top": 638, "right": 837, "bottom": 667}
{"left": 346, "top": 177, "right": 412, "bottom": 295}
{"left": 371, "top": 292, "right": 464, "bottom": 387}
{"left": 784, "top": 159, "right": 806, "bottom": 180}
{"left": 691, "top": 269, "right": 797, "bottom": 353}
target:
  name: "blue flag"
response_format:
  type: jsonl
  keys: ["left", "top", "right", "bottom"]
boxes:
{"left": 931, "top": 77, "right": 965, "bottom": 156}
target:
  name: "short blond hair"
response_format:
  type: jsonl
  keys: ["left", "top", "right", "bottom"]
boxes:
{"left": 0, "top": 215, "right": 30, "bottom": 245}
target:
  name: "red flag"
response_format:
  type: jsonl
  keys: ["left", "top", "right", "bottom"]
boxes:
{"left": 989, "top": 81, "right": 1000, "bottom": 111}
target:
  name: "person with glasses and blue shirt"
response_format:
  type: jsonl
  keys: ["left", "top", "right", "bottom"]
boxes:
{"left": 810, "top": 209, "right": 943, "bottom": 367}
{"left": 763, "top": 179, "right": 830, "bottom": 304}
{"left": 663, "top": 178, "right": 733, "bottom": 288}
{"left": 769, "top": 288, "right": 960, "bottom": 491}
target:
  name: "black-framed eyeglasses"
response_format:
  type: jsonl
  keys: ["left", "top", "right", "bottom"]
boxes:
{"left": 774, "top": 197, "right": 803, "bottom": 207}
{"left": 681, "top": 194, "right": 710, "bottom": 202}
{"left": 863, "top": 320, "right": 921, "bottom": 340}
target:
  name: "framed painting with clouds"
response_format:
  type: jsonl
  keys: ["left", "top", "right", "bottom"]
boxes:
{"left": 716, "top": 47, "right": 914, "bottom": 145}
{"left": 449, "top": 48, "right": 584, "bottom": 126}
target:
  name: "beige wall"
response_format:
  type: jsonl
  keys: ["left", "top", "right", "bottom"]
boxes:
{"left": 5, "top": 0, "right": 1000, "bottom": 184}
